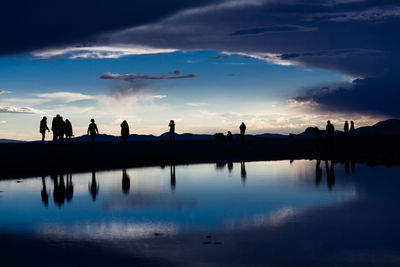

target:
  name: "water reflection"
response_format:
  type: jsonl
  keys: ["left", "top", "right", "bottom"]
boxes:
{"left": 240, "top": 162, "right": 247, "bottom": 182}
{"left": 66, "top": 173, "right": 73, "bottom": 202}
{"left": 41, "top": 176, "right": 49, "bottom": 207}
{"left": 315, "top": 160, "right": 322, "bottom": 186}
{"left": 170, "top": 165, "right": 176, "bottom": 191}
{"left": 89, "top": 170, "right": 99, "bottom": 201}
{"left": 122, "top": 169, "right": 130, "bottom": 195}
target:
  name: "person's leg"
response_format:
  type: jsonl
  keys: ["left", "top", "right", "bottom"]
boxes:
{"left": 41, "top": 133, "right": 45, "bottom": 143}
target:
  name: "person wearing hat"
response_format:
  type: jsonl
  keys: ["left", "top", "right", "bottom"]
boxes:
{"left": 40, "top": 116, "right": 50, "bottom": 143}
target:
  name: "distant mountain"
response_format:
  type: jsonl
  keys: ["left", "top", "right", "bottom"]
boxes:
{"left": 296, "top": 119, "right": 400, "bottom": 139}
{"left": 0, "top": 139, "right": 26, "bottom": 143}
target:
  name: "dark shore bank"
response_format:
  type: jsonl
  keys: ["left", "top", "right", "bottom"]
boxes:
{"left": 1, "top": 136, "right": 399, "bottom": 179}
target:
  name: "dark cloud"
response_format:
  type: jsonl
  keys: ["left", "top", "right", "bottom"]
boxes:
{"left": 99, "top": 72, "right": 197, "bottom": 81}
{"left": 0, "top": 0, "right": 223, "bottom": 55}
{"left": 291, "top": 73, "right": 400, "bottom": 117}
{"left": 231, "top": 25, "right": 318, "bottom": 36}
{"left": 168, "top": 70, "right": 181, "bottom": 75}
{"left": 207, "top": 55, "right": 230, "bottom": 60}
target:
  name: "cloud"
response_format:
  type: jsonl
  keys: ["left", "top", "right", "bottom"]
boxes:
{"left": 185, "top": 102, "right": 209, "bottom": 107}
{"left": 290, "top": 73, "right": 400, "bottom": 117}
{"left": 0, "top": 106, "right": 38, "bottom": 114}
{"left": 168, "top": 70, "right": 181, "bottom": 75}
{"left": 99, "top": 72, "right": 197, "bottom": 81}
{"left": 207, "top": 55, "right": 230, "bottom": 60}
{"left": 231, "top": 25, "right": 318, "bottom": 36}
{"left": 0, "top": 90, "right": 11, "bottom": 94}
{"left": 33, "top": 45, "right": 177, "bottom": 59}
{"left": 36, "top": 92, "right": 96, "bottom": 102}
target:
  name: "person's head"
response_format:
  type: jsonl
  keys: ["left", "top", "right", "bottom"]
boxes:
{"left": 91, "top": 119, "right": 95, "bottom": 123}
{"left": 43, "top": 116, "right": 47, "bottom": 120}
{"left": 228, "top": 131, "right": 231, "bottom": 134}
{"left": 345, "top": 120, "right": 348, "bottom": 123}
{"left": 56, "top": 114, "right": 60, "bottom": 118}
{"left": 66, "top": 119, "right": 69, "bottom": 122}
{"left": 327, "top": 120, "right": 331, "bottom": 124}
{"left": 314, "top": 126, "right": 319, "bottom": 130}
{"left": 351, "top": 121, "right": 354, "bottom": 124}
{"left": 170, "top": 120, "right": 174, "bottom": 123}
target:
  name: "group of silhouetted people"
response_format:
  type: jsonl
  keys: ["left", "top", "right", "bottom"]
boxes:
{"left": 314, "top": 120, "right": 356, "bottom": 153}
{"left": 40, "top": 115, "right": 73, "bottom": 144}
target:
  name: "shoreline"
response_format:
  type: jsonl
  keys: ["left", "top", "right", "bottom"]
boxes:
{"left": 1, "top": 137, "right": 399, "bottom": 179}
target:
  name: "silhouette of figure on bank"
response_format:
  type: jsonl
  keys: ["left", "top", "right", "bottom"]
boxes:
{"left": 122, "top": 169, "right": 130, "bottom": 195}
{"left": 169, "top": 120, "right": 175, "bottom": 144}
{"left": 326, "top": 120, "right": 335, "bottom": 151}
{"left": 121, "top": 120, "right": 130, "bottom": 143}
{"left": 89, "top": 170, "right": 99, "bottom": 201}
{"left": 66, "top": 173, "right": 73, "bottom": 202}
{"left": 41, "top": 176, "right": 49, "bottom": 206}
{"left": 314, "top": 127, "right": 322, "bottom": 153}
{"left": 40, "top": 116, "right": 50, "bottom": 143}
{"left": 240, "top": 162, "right": 247, "bottom": 182}
{"left": 53, "top": 174, "right": 66, "bottom": 207}
{"left": 64, "top": 119, "right": 73, "bottom": 144}
{"left": 51, "top": 114, "right": 61, "bottom": 143}
{"left": 170, "top": 165, "right": 176, "bottom": 191}
{"left": 58, "top": 116, "right": 65, "bottom": 144}
{"left": 344, "top": 121, "right": 349, "bottom": 136}
{"left": 325, "top": 160, "right": 335, "bottom": 190}
{"left": 240, "top": 122, "right": 246, "bottom": 143}
{"left": 315, "top": 159, "right": 322, "bottom": 186}
{"left": 87, "top": 119, "right": 99, "bottom": 144}
{"left": 350, "top": 121, "right": 355, "bottom": 136}
{"left": 227, "top": 131, "right": 233, "bottom": 141}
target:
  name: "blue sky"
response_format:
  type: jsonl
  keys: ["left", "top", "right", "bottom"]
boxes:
{"left": 1, "top": 0, "right": 398, "bottom": 140}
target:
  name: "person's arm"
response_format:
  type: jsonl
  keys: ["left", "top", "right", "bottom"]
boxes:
{"left": 95, "top": 125, "right": 99, "bottom": 134}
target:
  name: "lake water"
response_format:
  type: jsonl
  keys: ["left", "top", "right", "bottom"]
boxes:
{"left": 1, "top": 160, "right": 399, "bottom": 266}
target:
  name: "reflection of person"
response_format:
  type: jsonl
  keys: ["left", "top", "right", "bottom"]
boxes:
{"left": 41, "top": 176, "right": 49, "bottom": 207}
{"left": 228, "top": 161, "right": 233, "bottom": 172}
{"left": 87, "top": 119, "right": 99, "bottom": 144}
{"left": 240, "top": 122, "right": 246, "bottom": 143}
{"left": 240, "top": 162, "right": 247, "bottom": 182}
{"left": 66, "top": 173, "right": 73, "bottom": 202}
{"left": 170, "top": 165, "right": 176, "bottom": 190}
{"left": 40, "top": 116, "right": 50, "bottom": 143}
{"left": 325, "top": 160, "right": 335, "bottom": 190}
{"left": 169, "top": 120, "right": 175, "bottom": 144}
{"left": 121, "top": 120, "right": 130, "bottom": 143}
{"left": 315, "top": 159, "right": 322, "bottom": 185}
{"left": 88, "top": 170, "right": 99, "bottom": 201}
{"left": 122, "top": 169, "right": 130, "bottom": 194}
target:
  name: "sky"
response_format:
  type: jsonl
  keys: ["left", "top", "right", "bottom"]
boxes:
{"left": 1, "top": 0, "right": 399, "bottom": 140}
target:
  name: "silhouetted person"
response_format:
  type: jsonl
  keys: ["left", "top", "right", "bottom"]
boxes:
{"left": 89, "top": 170, "right": 99, "bottom": 201}
{"left": 51, "top": 114, "right": 61, "bottom": 143}
{"left": 325, "top": 160, "right": 335, "bottom": 190}
{"left": 64, "top": 119, "right": 73, "bottom": 144}
{"left": 87, "top": 119, "right": 99, "bottom": 144}
{"left": 350, "top": 121, "right": 355, "bottom": 136}
{"left": 122, "top": 169, "right": 130, "bottom": 194}
{"left": 227, "top": 131, "right": 233, "bottom": 141}
{"left": 41, "top": 176, "right": 49, "bottom": 207}
{"left": 326, "top": 120, "right": 335, "bottom": 152}
{"left": 169, "top": 120, "right": 175, "bottom": 144}
{"left": 240, "top": 122, "right": 246, "bottom": 143}
{"left": 58, "top": 116, "right": 65, "bottom": 144}
{"left": 120, "top": 120, "right": 130, "bottom": 143}
{"left": 240, "top": 162, "right": 247, "bottom": 182}
{"left": 344, "top": 121, "right": 349, "bottom": 136}
{"left": 315, "top": 159, "right": 322, "bottom": 185}
{"left": 40, "top": 116, "right": 50, "bottom": 143}
{"left": 314, "top": 127, "right": 322, "bottom": 153}
{"left": 66, "top": 173, "right": 73, "bottom": 202}
{"left": 170, "top": 165, "right": 176, "bottom": 191}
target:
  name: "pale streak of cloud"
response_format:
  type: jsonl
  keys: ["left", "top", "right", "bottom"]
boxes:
{"left": 0, "top": 90, "right": 11, "bottom": 94}
{"left": 0, "top": 106, "right": 40, "bottom": 114}
{"left": 32, "top": 45, "right": 177, "bottom": 59}
{"left": 185, "top": 102, "right": 209, "bottom": 107}
{"left": 36, "top": 92, "right": 96, "bottom": 103}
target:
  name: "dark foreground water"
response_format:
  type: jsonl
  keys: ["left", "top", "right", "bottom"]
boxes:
{"left": 0, "top": 160, "right": 399, "bottom": 266}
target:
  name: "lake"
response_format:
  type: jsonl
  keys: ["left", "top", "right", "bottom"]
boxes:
{"left": 0, "top": 160, "right": 399, "bottom": 266}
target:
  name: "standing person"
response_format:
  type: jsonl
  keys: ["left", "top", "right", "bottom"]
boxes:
{"left": 350, "top": 121, "right": 355, "bottom": 136}
{"left": 64, "top": 119, "right": 73, "bottom": 144}
{"left": 326, "top": 120, "right": 335, "bottom": 151}
{"left": 87, "top": 119, "right": 99, "bottom": 144}
{"left": 344, "top": 121, "right": 349, "bottom": 136}
{"left": 120, "top": 120, "right": 130, "bottom": 143}
{"left": 39, "top": 116, "right": 50, "bottom": 143}
{"left": 58, "top": 116, "right": 65, "bottom": 144}
{"left": 227, "top": 131, "right": 233, "bottom": 141}
{"left": 51, "top": 114, "right": 61, "bottom": 143}
{"left": 169, "top": 120, "right": 175, "bottom": 144}
{"left": 240, "top": 122, "right": 246, "bottom": 143}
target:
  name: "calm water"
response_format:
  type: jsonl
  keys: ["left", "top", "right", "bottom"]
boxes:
{"left": 1, "top": 160, "right": 400, "bottom": 265}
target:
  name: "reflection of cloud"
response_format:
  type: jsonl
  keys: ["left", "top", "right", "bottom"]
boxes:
{"left": 104, "top": 193, "right": 197, "bottom": 211}
{"left": 36, "top": 221, "right": 178, "bottom": 241}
